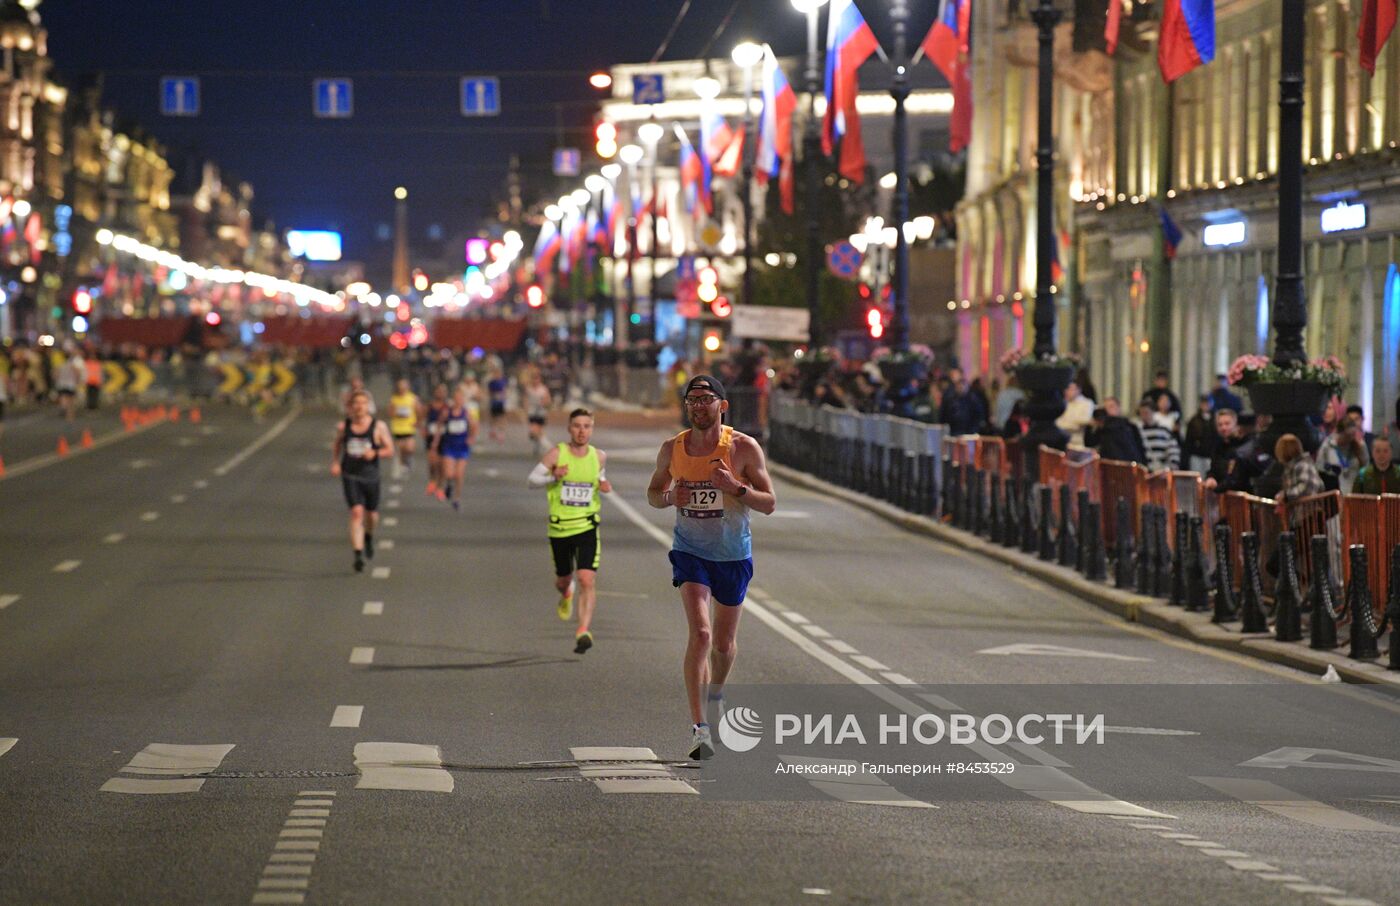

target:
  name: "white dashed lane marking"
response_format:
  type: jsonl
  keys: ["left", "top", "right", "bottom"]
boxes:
{"left": 52, "top": 560, "right": 81, "bottom": 573}
{"left": 386, "top": 500, "right": 400, "bottom": 510}
{"left": 823, "top": 639, "right": 859, "bottom": 654}
{"left": 0, "top": 594, "right": 19, "bottom": 610}
{"left": 251, "top": 791, "right": 337, "bottom": 904}
{"left": 371, "top": 567, "right": 390, "bottom": 579}
{"left": 330, "top": 706, "right": 363, "bottom": 728}
{"left": 780, "top": 756, "right": 935, "bottom": 809}
{"left": 103, "top": 533, "right": 125, "bottom": 544}
{"left": 362, "top": 601, "right": 384, "bottom": 616}
{"left": 193, "top": 479, "right": 208, "bottom": 489}
{"left": 378, "top": 540, "right": 395, "bottom": 550}
{"left": 100, "top": 743, "right": 234, "bottom": 794}
{"left": 851, "top": 655, "right": 890, "bottom": 671}
{"left": 141, "top": 512, "right": 160, "bottom": 522}
{"left": 354, "top": 743, "right": 453, "bottom": 792}
{"left": 800, "top": 624, "right": 832, "bottom": 639}
{"left": 384, "top": 517, "right": 398, "bottom": 527}
{"left": 171, "top": 494, "right": 187, "bottom": 504}
{"left": 1194, "top": 777, "right": 1400, "bottom": 833}
{"left": 349, "top": 648, "right": 375, "bottom": 665}
{"left": 0, "top": 738, "right": 16, "bottom": 758}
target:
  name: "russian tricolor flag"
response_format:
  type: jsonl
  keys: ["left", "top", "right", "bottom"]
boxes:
{"left": 1158, "top": 0, "right": 1215, "bottom": 83}
{"left": 677, "top": 126, "right": 711, "bottom": 215}
{"left": 1158, "top": 207, "right": 1183, "bottom": 260}
{"left": 533, "top": 219, "right": 561, "bottom": 273}
{"left": 823, "top": 0, "right": 881, "bottom": 184}
{"left": 1359, "top": 0, "right": 1397, "bottom": 75}
{"left": 755, "top": 45, "right": 797, "bottom": 215}
{"left": 920, "top": 0, "right": 973, "bottom": 153}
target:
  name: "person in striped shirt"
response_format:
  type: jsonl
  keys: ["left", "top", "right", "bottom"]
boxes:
{"left": 1135, "top": 401, "right": 1181, "bottom": 473}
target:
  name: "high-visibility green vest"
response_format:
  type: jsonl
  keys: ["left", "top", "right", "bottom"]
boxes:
{"left": 547, "top": 443, "right": 601, "bottom": 538}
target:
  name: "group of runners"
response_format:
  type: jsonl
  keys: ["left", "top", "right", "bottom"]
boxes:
{"left": 330, "top": 373, "right": 777, "bottom": 761}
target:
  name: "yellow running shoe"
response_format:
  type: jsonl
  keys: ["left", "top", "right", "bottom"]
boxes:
{"left": 557, "top": 588, "right": 574, "bottom": 621}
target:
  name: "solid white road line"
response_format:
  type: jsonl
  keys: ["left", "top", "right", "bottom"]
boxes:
{"left": 1193, "top": 777, "right": 1400, "bottom": 832}
{"left": 823, "top": 639, "right": 859, "bottom": 654}
{"left": 213, "top": 405, "right": 301, "bottom": 476}
{"left": 0, "top": 594, "right": 19, "bottom": 610}
{"left": 850, "top": 655, "right": 890, "bottom": 671}
{"left": 0, "top": 417, "right": 165, "bottom": 482}
{"left": 353, "top": 742, "right": 453, "bottom": 792}
{"left": 371, "top": 567, "right": 390, "bottom": 579}
{"left": 103, "top": 533, "right": 125, "bottom": 544}
{"left": 349, "top": 647, "right": 375, "bottom": 665}
{"left": 362, "top": 601, "right": 384, "bottom": 616}
{"left": 1103, "top": 726, "right": 1200, "bottom": 736}
{"left": 0, "top": 738, "right": 16, "bottom": 758}
{"left": 52, "top": 560, "right": 81, "bottom": 573}
{"left": 330, "top": 706, "right": 363, "bottom": 728}
{"left": 605, "top": 490, "right": 1176, "bottom": 821}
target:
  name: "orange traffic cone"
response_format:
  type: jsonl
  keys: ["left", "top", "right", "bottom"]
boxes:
{"left": 169, "top": 406, "right": 181, "bottom": 422}
{"left": 190, "top": 407, "right": 202, "bottom": 424}
{"left": 80, "top": 429, "right": 94, "bottom": 448}
{"left": 0, "top": 455, "right": 6, "bottom": 477}
{"left": 56, "top": 436, "right": 70, "bottom": 456}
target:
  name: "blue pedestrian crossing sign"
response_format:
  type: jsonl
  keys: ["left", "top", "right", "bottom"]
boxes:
{"left": 552, "top": 148, "right": 581, "bottom": 177}
{"left": 632, "top": 74, "right": 665, "bottom": 105}
{"left": 313, "top": 78, "right": 353, "bottom": 118}
{"left": 461, "top": 77, "right": 501, "bottom": 117}
{"left": 160, "top": 77, "right": 200, "bottom": 117}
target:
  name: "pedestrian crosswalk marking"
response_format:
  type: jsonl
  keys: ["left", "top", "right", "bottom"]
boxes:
{"left": 354, "top": 742, "right": 454, "bottom": 792}
{"left": 101, "top": 742, "right": 234, "bottom": 794}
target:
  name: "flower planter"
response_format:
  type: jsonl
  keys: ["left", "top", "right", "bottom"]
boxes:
{"left": 1245, "top": 380, "right": 1330, "bottom": 417}
{"left": 1013, "top": 363, "right": 1075, "bottom": 396}
{"left": 877, "top": 359, "right": 929, "bottom": 386}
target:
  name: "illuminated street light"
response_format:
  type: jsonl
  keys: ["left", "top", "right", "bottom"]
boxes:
{"left": 790, "top": 0, "right": 829, "bottom": 11}
{"left": 692, "top": 72, "right": 721, "bottom": 100}
{"left": 588, "top": 72, "right": 612, "bottom": 90}
{"left": 601, "top": 163, "right": 622, "bottom": 180}
{"left": 879, "top": 172, "right": 898, "bottom": 190}
{"left": 544, "top": 204, "right": 562, "bottom": 221}
{"left": 637, "top": 120, "right": 664, "bottom": 146}
{"left": 584, "top": 174, "right": 607, "bottom": 193}
{"left": 570, "top": 188, "right": 591, "bottom": 206}
{"left": 731, "top": 41, "right": 763, "bottom": 69}
{"left": 618, "top": 144, "right": 644, "bottom": 165}
{"left": 393, "top": 186, "right": 408, "bottom": 200}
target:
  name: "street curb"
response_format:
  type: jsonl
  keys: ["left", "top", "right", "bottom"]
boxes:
{"left": 770, "top": 461, "right": 1400, "bottom": 688}
{"left": 0, "top": 416, "right": 168, "bottom": 482}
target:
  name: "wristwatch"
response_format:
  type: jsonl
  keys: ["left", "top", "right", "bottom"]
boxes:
{"left": 736, "top": 486, "right": 748, "bottom": 497}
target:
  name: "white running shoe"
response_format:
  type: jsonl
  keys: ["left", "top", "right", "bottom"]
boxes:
{"left": 688, "top": 723, "right": 714, "bottom": 760}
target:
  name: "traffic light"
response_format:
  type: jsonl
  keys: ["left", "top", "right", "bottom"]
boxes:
{"left": 412, "top": 270, "right": 430, "bottom": 292}
{"left": 72, "top": 289, "right": 92, "bottom": 315}
{"left": 525, "top": 284, "right": 546, "bottom": 308}
{"left": 858, "top": 283, "right": 872, "bottom": 300}
{"left": 866, "top": 307, "right": 884, "bottom": 339}
{"left": 703, "top": 331, "right": 723, "bottom": 353}
{"left": 595, "top": 121, "right": 618, "bottom": 159}
{"left": 710, "top": 296, "right": 731, "bottom": 318}
{"left": 204, "top": 310, "right": 222, "bottom": 327}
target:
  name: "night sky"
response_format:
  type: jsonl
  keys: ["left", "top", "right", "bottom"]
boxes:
{"left": 41, "top": 0, "right": 937, "bottom": 281}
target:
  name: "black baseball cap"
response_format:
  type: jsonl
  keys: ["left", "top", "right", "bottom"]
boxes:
{"left": 684, "top": 375, "right": 726, "bottom": 400}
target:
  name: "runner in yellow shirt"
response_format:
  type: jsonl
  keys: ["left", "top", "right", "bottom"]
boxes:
{"left": 388, "top": 378, "right": 422, "bottom": 479}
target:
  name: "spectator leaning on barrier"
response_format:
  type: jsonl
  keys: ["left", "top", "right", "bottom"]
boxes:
{"left": 1203, "top": 408, "right": 1249, "bottom": 492}
{"left": 1056, "top": 380, "right": 1095, "bottom": 446}
{"left": 1354, "top": 436, "right": 1400, "bottom": 495}
{"left": 1132, "top": 400, "right": 1179, "bottom": 471}
{"left": 1275, "top": 433, "right": 1324, "bottom": 509}
{"left": 1182, "top": 394, "right": 1216, "bottom": 474}
{"left": 1002, "top": 398, "right": 1030, "bottom": 439}
{"left": 1086, "top": 398, "right": 1147, "bottom": 464}
{"left": 1315, "top": 411, "right": 1369, "bottom": 494}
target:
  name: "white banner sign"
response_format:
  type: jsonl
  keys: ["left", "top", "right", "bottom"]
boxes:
{"left": 731, "top": 305, "right": 811, "bottom": 342}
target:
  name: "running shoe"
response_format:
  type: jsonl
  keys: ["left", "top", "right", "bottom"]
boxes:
{"left": 364, "top": 535, "right": 375, "bottom": 560}
{"left": 353, "top": 552, "right": 365, "bottom": 573}
{"left": 425, "top": 481, "right": 437, "bottom": 496}
{"left": 706, "top": 690, "right": 726, "bottom": 725}
{"left": 556, "top": 587, "right": 574, "bottom": 621}
{"left": 688, "top": 723, "right": 714, "bottom": 760}
{"left": 573, "top": 630, "right": 593, "bottom": 654}
{"left": 436, "top": 489, "right": 447, "bottom": 502}
{"left": 451, "top": 499, "right": 460, "bottom": 512}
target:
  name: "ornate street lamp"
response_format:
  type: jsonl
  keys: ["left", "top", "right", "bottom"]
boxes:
{"left": 732, "top": 41, "right": 764, "bottom": 309}
{"left": 791, "top": 0, "right": 830, "bottom": 348}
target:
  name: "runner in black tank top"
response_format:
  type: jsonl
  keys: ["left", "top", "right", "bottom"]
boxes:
{"left": 332, "top": 390, "right": 394, "bottom": 572}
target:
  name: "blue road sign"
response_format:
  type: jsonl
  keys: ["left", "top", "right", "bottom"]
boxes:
{"left": 632, "top": 74, "right": 665, "bottom": 105}
{"left": 826, "top": 241, "right": 863, "bottom": 280}
{"left": 552, "top": 148, "right": 581, "bottom": 177}
{"left": 160, "top": 77, "right": 200, "bottom": 116}
{"left": 313, "top": 79, "right": 353, "bottom": 118}
{"left": 461, "top": 77, "right": 501, "bottom": 117}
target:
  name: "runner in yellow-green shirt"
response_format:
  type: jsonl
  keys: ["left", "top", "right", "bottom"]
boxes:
{"left": 527, "top": 407, "right": 612, "bottom": 654}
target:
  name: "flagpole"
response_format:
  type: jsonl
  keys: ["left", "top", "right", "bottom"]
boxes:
{"left": 794, "top": 0, "right": 829, "bottom": 349}
{"left": 734, "top": 43, "right": 763, "bottom": 310}
{"left": 1273, "top": 0, "right": 1306, "bottom": 370}
{"left": 889, "top": 0, "right": 911, "bottom": 355}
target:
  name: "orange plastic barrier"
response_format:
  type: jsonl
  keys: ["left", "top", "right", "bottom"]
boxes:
{"left": 1283, "top": 491, "right": 1341, "bottom": 596}
{"left": 1099, "top": 460, "right": 1147, "bottom": 550}
{"left": 1340, "top": 493, "right": 1400, "bottom": 623}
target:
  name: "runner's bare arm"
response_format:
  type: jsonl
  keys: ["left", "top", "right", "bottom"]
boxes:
{"left": 331, "top": 423, "right": 347, "bottom": 475}
{"left": 728, "top": 434, "right": 776, "bottom": 515}
{"left": 646, "top": 440, "right": 677, "bottom": 508}
{"left": 598, "top": 450, "right": 613, "bottom": 494}
{"left": 373, "top": 421, "right": 396, "bottom": 460}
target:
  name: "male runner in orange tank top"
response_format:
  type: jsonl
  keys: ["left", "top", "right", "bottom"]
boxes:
{"left": 646, "top": 375, "right": 776, "bottom": 759}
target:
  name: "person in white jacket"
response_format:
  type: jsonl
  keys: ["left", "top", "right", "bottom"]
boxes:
{"left": 1056, "top": 381, "right": 1095, "bottom": 446}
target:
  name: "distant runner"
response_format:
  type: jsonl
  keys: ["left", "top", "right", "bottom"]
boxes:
{"left": 331, "top": 389, "right": 394, "bottom": 573}
{"left": 388, "top": 378, "right": 422, "bottom": 479}
{"left": 646, "top": 375, "right": 776, "bottom": 759}
{"left": 487, "top": 368, "right": 509, "bottom": 442}
{"left": 523, "top": 371, "right": 552, "bottom": 457}
{"left": 423, "top": 383, "right": 449, "bottom": 498}
{"left": 527, "top": 408, "right": 612, "bottom": 654}
{"left": 436, "top": 383, "right": 477, "bottom": 511}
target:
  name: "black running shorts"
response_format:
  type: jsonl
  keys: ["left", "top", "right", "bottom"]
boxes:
{"left": 342, "top": 475, "right": 381, "bottom": 511}
{"left": 550, "top": 528, "right": 600, "bottom": 576}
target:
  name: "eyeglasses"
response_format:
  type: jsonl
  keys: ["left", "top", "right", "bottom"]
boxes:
{"left": 684, "top": 395, "right": 721, "bottom": 407}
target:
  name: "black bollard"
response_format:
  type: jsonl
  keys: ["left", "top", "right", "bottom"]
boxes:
{"left": 1169, "top": 512, "right": 1188, "bottom": 606}
{"left": 1388, "top": 544, "right": 1400, "bottom": 671}
{"left": 1152, "top": 507, "right": 1173, "bottom": 598}
{"left": 1075, "top": 489, "right": 1092, "bottom": 574}
{"left": 999, "top": 477, "right": 1018, "bottom": 546}
{"left": 1238, "top": 531, "right": 1269, "bottom": 633}
{"left": 1273, "top": 532, "right": 1304, "bottom": 642}
{"left": 1057, "top": 485, "right": 1077, "bottom": 568}
{"left": 971, "top": 467, "right": 987, "bottom": 535}
{"left": 1346, "top": 546, "right": 1382, "bottom": 661}
{"left": 941, "top": 457, "right": 958, "bottom": 521}
{"left": 1135, "top": 503, "right": 1154, "bottom": 593}
{"left": 1186, "top": 516, "right": 1211, "bottom": 612}
{"left": 1114, "top": 497, "right": 1136, "bottom": 589}
{"left": 1308, "top": 534, "right": 1340, "bottom": 650}
{"left": 1038, "top": 485, "right": 1056, "bottom": 561}
{"left": 1211, "top": 522, "right": 1238, "bottom": 624}
{"left": 917, "top": 453, "right": 934, "bottom": 514}
{"left": 1020, "top": 478, "right": 1039, "bottom": 554}
{"left": 1084, "top": 501, "right": 1108, "bottom": 581}
{"left": 988, "top": 473, "right": 1003, "bottom": 541}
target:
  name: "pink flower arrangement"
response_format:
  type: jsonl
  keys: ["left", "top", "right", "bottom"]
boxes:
{"left": 1227, "top": 354, "right": 1271, "bottom": 386}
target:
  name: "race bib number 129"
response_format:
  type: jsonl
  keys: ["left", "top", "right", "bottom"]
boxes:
{"left": 681, "top": 482, "right": 724, "bottom": 518}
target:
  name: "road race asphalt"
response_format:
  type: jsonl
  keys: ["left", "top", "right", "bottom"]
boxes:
{"left": 1, "top": 398, "right": 1398, "bottom": 905}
